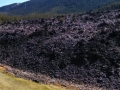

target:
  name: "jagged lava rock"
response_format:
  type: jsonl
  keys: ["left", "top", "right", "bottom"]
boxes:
{"left": 0, "top": 10, "right": 120, "bottom": 89}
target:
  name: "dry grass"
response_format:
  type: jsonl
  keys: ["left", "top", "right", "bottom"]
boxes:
{"left": 0, "top": 68, "right": 67, "bottom": 90}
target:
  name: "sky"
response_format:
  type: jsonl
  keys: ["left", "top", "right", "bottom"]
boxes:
{"left": 0, "top": 0, "right": 29, "bottom": 7}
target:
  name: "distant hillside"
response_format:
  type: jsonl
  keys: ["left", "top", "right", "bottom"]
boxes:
{"left": 98, "top": 1, "right": 120, "bottom": 11}
{"left": 0, "top": 0, "right": 120, "bottom": 15}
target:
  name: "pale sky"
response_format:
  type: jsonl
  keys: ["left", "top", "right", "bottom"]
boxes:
{"left": 0, "top": 0, "right": 29, "bottom": 7}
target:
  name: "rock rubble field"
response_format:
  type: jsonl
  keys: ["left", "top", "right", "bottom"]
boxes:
{"left": 0, "top": 10, "right": 120, "bottom": 89}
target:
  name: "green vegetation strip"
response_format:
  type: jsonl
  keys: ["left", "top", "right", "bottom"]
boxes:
{"left": 0, "top": 70, "right": 67, "bottom": 90}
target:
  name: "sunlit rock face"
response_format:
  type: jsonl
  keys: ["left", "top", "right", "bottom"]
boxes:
{"left": 0, "top": 10, "right": 120, "bottom": 89}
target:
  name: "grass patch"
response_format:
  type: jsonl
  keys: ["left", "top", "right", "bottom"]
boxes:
{"left": 0, "top": 70, "right": 67, "bottom": 90}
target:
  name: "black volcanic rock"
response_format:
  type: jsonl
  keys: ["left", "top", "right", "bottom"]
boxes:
{"left": 0, "top": 10, "right": 120, "bottom": 89}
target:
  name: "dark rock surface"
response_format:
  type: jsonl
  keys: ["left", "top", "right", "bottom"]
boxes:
{"left": 0, "top": 10, "right": 120, "bottom": 89}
